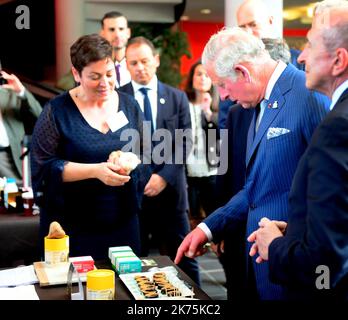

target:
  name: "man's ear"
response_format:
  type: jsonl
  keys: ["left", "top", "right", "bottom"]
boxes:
{"left": 71, "top": 67, "right": 81, "bottom": 83}
{"left": 155, "top": 54, "right": 160, "bottom": 68}
{"left": 332, "top": 48, "right": 348, "bottom": 77}
{"left": 234, "top": 64, "right": 251, "bottom": 83}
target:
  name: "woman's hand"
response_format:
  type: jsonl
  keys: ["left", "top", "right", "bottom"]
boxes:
{"left": 200, "top": 92, "right": 213, "bottom": 121}
{"left": 95, "top": 162, "right": 131, "bottom": 186}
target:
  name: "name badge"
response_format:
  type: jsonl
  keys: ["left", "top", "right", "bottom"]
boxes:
{"left": 106, "top": 110, "right": 129, "bottom": 132}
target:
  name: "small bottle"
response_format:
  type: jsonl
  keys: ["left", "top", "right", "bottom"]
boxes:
{"left": 22, "top": 188, "right": 34, "bottom": 216}
{"left": 3, "top": 177, "right": 18, "bottom": 209}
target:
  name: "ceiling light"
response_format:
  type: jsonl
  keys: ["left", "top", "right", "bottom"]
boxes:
{"left": 200, "top": 9, "right": 211, "bottom": 15}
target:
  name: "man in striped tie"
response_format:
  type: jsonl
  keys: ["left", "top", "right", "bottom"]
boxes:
{"left": 100, "top": 11, "right": 132, "bottom": 88}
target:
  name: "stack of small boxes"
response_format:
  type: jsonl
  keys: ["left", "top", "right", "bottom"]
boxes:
{"left": 108, "top": 246, "right": 142, "bottom": 274}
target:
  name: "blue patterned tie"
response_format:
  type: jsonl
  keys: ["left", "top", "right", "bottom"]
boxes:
{"left": 139, "top": 87, "right": 154, "bottom": 134}
{"left": 255, "top": 99, "right": 268, "bottom": 133}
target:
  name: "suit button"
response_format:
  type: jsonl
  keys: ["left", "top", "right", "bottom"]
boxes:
{"left": 209, "top": 147, "right": 215, "bottom": 152}
{"left": 250, "top": 204, "right": 257, "bottom": 210}
{"left": 208, "top": 123, "right": 213, "bottom": 128}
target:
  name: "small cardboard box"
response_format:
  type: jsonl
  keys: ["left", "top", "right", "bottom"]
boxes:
{"left": 111, "top": 251, "right": 136, "bottom": 267}
{"left": 115, "top": 256, "right": 142, "bottom": 274}
{"left": 69, "top": 256, "right": 94, "bottom": 273}
{"left": 108, "top": 246, "right": 133, "bottom": 260}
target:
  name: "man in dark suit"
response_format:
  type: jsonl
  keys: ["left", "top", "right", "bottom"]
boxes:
{"left": 249, "top": 2, "right": 348, "bottom": 300}
{"left": 175, "top": 27, "right": 329, "bottom": 300}
{"left": 119, "top": 36, "right": 200, "bottom": 285}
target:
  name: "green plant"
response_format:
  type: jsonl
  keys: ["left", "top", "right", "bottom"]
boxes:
{"left": 131, "top": 23, "right": 191, "bottom": 88}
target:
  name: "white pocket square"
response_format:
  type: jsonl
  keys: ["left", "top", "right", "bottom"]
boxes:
{"left": 267, "top": 127, "right": 291, "bottom": 140}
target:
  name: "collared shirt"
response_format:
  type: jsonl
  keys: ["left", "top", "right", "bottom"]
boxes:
{"left": 132, "top": 76, "right": 158, "bottom": 130}
{"left": 255, "top": 60, "right": 287, "bottom": 131}
{"left": 0, "top": 109, "right": 10, "bottom": 147}
{"left": 0, "top": 87, "right": 25, "bottom": 147}
{"left": 199, "top": 60, "right": 288, "bottom": 241}
{"left": 329, "top": 79, "right": 348, "bottom": 111}
{"left": 115, "top": 57, "right": 131, "bottom": 88}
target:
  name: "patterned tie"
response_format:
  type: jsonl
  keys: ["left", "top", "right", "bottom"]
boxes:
{"left": 255, "top": 99, "right": 268, "bottom": 133}
{"left": 115, "top": 64, "right": 121, "bottom": 86}
{"left": 139, "top": 87, "right": 154, "bottom": 134}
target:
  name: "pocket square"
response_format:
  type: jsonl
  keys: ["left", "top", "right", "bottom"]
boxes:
{"left": 267, "top": 127, "right": 291, "bottom": 140}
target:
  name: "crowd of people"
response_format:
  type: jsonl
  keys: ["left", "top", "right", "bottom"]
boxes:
{"left": 1, "top": 0, "right": 348, "bottom": 301}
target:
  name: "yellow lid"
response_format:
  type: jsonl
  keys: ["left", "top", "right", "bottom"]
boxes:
{"left": 44, "top": 235, "right": 69, "bottom": 251}
{"left": 87, "top": 269, "right": 115, "bottom": 291}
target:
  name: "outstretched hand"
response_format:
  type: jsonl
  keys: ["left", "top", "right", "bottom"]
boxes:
{"left": 174, "top": 227, "right": 208, "bottom": 264}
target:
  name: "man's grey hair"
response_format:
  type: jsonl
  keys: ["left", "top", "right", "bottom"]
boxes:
{"left": 314, "top": 1, "right": 348, "bottom": 52}
{"left": 202, "top": 27, "right": 268, "bottom": 81}
{"left": 262, "top": 38, "right": 291, "bottom": 64}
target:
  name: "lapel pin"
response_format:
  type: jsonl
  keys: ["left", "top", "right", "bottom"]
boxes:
{"left": 160, "top": 98, "right": 165, "bottom": 104}
{"left": 272, "top": 101, "right": 278, "bottom": 109}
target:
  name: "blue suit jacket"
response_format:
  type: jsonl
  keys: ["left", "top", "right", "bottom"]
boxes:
{"left": 119, "top": 81, "right": 192, "bottom": 213}
{"left": 204, "top": 64, "right": 330, "bottom": 299}
{"left": 268, "top": 89, "right": 348, "bottom": 300}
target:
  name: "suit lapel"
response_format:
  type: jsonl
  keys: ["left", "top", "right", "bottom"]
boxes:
{"left": 245, "top": 65, "right": 294, "bottom": 167}
{"left": 156, "top": 81, "right": 168, "bottom": 129}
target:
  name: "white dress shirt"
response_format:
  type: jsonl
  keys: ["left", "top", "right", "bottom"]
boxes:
{"left": 115, "top": 57, "right": 131, "bottom": 88}
{"left": 329, "top": 79, "right": 348, "bottom": 111}
{"left": 0, "top": 110, "right": 10, "bottom": 147}
{"left": 132, "top": 76, "right": 158, "bottom": 130}
{"left": 255, "top": 60, "right": 287, "bottom": 132}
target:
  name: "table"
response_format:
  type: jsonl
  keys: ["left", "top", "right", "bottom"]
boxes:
{"left": 0, "top": 211, "right": 40, "bottom": 267}
{"left": 35, "top": 256, "right": 211, "bottom": 300}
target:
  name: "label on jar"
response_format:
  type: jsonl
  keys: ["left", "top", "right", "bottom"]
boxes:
{"left": 45, "top": 249, "right": 69, "bottom": 265}
{"left": 86, "top": 288, "right": 115, "bottom": 300}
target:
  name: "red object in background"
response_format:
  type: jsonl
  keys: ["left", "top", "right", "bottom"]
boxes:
{"left": 179, "top": 21, "right": 224, "bottom": 85}
{"left": 283, "top": 28, "right": 309, "bottom": 37}
{"left": 179, "top": 21, "right": 309, "bottom": 87}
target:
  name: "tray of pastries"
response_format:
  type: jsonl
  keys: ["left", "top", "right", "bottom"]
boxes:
{"left": 119, "top": 268, "right": 195, "bottom": 300}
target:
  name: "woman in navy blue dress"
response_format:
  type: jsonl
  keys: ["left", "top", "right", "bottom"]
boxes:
{"left": 31, "top": 34, "right": 151, "bottom": 260}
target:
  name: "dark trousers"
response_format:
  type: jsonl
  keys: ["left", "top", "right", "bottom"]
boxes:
{"left": 187, "top": 175, "right": 217, "bottom": 218}
{"left": 140, "top": 186, "right": 201, "bottom": 285}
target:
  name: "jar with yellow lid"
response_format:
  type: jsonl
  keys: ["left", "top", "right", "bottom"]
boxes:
{"left": 44, "top": 235, "right": 69, "bottom": 265}
{"left": 87, "top": 269, "right": 115, "bottom": 300}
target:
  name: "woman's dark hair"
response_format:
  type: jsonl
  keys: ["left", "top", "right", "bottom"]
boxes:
{"left": 70, "top": 34, "right": 113, "bottom": 74}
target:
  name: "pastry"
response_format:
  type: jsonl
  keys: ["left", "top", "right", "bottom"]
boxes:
{"left": 47, "top": 221, "right": 66, "bottom": 239}
{"left": 108, "top": 150, "right": 141, "bottom": 175}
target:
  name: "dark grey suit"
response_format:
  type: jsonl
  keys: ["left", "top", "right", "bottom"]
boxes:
{"left": 119, "top": 81, "right": 200, "bottom": 285}
{"left": 0, "top": 87, "right": 41, "bottom": 181}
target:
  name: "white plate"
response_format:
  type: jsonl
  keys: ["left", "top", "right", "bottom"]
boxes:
{"left": 119, "top": 269, "right": 195, "bottom": 300}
